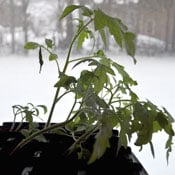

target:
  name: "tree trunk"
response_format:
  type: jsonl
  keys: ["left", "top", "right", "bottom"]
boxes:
{"left": 10, "top": 0, "right": 15, "bottom": 54}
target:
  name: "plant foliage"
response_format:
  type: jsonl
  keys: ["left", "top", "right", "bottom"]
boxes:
{"left": 12, "top": 4, "right": 174, "bottom": 164}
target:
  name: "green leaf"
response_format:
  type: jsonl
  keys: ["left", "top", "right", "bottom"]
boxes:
{"left": 49, "top": 53, "right": 58, "bottom": 61}
{"left": 112, "top": 62, "right": 137, "bottom": 86}
{"left": 81, "top": 6, "right": 93, "bottom": 17}
{"left": 54, "top": 74, "right": 77, "bottom": 90}
{"left": 133, "top": 103, "right": 154, "bottom": 145}
{"left": 165, "top": 135, "right": 173, "bottom": 164}
{"left": 45, "top": 39, "right": 53, "bottom": 49}
{"left": 99, "top": 29, "right": 107, "bottom": 48}
{"left": 35, "top": 134, "right": 47, "bottom": 142}
{"left": 108, "top": 18, "right": 123, "bottom": 48}
{"left": 37, "top": 105, "right": 48, "bottom": 114}
{"left": 93, "top": 67, "right": 108, "bottom": 93}
{"left": 24, "top": 42, "right": 39, "bottom": 50}
{"left": 156, "top": 112, "right": 174, "bottom": 135}
{"left": 60, "top": 5, "right": 82, "bottom": 20}
{"left": 94, "top": 9, "right": 108, "bottom": 30}
{"left": 25, "top": 111, "right": 33, "bottom": 123}
{"left": 124, "top": 32, "right": 136, "bottom": 63}
{"left": 77, "top": 29, "right": 89, "bottom": 49}
{"left": 88, "top": 118, "right": 113, "bottom": 164}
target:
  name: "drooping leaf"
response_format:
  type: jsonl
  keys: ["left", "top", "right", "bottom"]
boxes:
{"left": 94, "top": 9, "right": 123, "bottom": 48}
{"left": 88, "top": 117, "right": 113, "bottom": 164}
{"left": 112, "top": 62, "right": 137, "bottom": 86}
{"left": 94, "top": 9, "right": 108, "bottom": 30}
{"left": 133, "top": 102, "right": 154, "bottom": 145}
{"left": 39, "top": 47, "right": 43, "bottom": 73}
{"left": 149, "top": 141, "right": 155, "bottom": 158}
{"left": 156, "top": 112, "right": 174, "bottom": 135}
{"left": 60, "top": 5, "right": 82, "bottom": 20}
{"left": 98, "top": 29, "right": 107, "bottom": 48}
{"left": 165, "top": 135, "right": 173, "bottom": 164}
{"left": 37, "top": 105, "right": 48, "bottom": 114}
{"left": 124, "top": 32, "right": 136, "bottom": 63}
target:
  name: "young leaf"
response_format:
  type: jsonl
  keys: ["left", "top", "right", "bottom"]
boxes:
{"left": 45, "top": 38, "right": 53, "bottom": 49}
{"left": 49, "top": 53, "right": 58, "bottom": 61}
{"left": 77, "top": 29, "right": 89, "bottom": 49}
{"left": 37, "top": 105, "right": 48, "bottom": 114}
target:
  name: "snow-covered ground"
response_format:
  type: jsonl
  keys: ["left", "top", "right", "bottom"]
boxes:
{"left": 0, "top": 52, "right": 175, "bottom": 175}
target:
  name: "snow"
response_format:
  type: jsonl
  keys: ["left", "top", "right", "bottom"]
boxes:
{"left": 0, "top": 52, "right": 175, "bottom": 175}
{"left": 137, "top": 34, "right": 166, "bottom": 48}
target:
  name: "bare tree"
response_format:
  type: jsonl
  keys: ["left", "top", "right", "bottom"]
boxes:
{"left": 21, "top": 0, "right": 30, "bottom": 54}
{"left": 9, "top": 0, "right": 15, "bottom": 54}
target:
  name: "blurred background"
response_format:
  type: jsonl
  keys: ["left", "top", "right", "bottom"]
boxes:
{"left": 0, "top": 0, "right": 175, "bottom": 175}
{"left": 0, "top": 0, "right": 175, "bottom": 56}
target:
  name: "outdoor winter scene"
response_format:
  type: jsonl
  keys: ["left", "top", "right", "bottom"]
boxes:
{"left": 0, "top": 0, "right": 175, "bottom": 174}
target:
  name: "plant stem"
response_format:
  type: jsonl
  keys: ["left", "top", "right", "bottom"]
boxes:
{"left": 62, "top": 18, "right": 93, "bottom": 74}
{"left": 10, "top": 110, "right": 81, "bottom": 155}
{"left": 45, "top": 87, "right": 60, "bottom": 127}
{"left": 45, "top": 18, "right": 93, "bottom": 127}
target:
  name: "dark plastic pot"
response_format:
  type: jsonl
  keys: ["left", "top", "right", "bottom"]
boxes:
{"left": 0, "top": 122, "right": 148, "bottom": 175}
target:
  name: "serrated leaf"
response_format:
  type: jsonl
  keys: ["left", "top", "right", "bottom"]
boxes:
{"left": 112, "top": 62, "right": 137, "bottom": 86}
{"left": 24, "top": 42, "right": 39, "bottom": 50}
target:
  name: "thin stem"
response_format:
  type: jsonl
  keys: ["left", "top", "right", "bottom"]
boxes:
{"left": 62, "top": 18, "right": 93, "bottom": 74}
{"left": 45, "top": 18, "right": 93, "bottom": 127}
{"left": 45, "top": 87, "right": 60, "bottom": 127}
{"left": 66, "top": 94, "right": 77, "bottom": 121}
{"left": 67, "top": 123, "right": 100, "bottom": 154}
{"left": 10, "top": 110, "right": 81, "bottom": 155}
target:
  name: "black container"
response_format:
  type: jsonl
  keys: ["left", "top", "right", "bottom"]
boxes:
{"left": 0, "top": 122, "right": 148, "bottom": 175}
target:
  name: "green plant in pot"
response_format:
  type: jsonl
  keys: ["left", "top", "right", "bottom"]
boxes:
{"left": 1, "top": 4, "right": 174, "bottom": 174}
